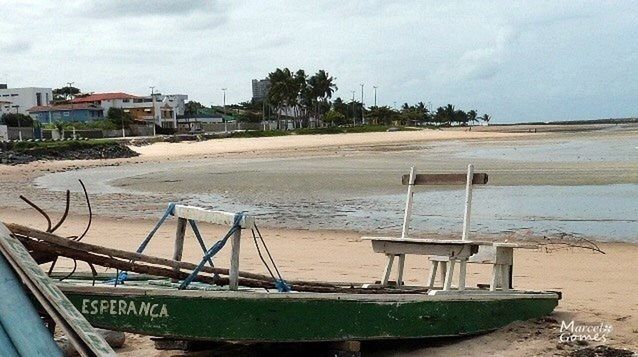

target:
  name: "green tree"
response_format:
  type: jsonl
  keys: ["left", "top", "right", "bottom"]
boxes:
{"left": 107, "top": 107, "right": 134, "bottom": 129}
{"left": 52, "top": 86, "right": 81, "bottom": 101}
{"left": 481, "top": 114, "right": 491, "bottom": 123}
{"left": 467, "top": 110, "right": 477, "bottom": 124}
{"left": 368, "top": 106, "right": 398, "bottom": 125}
{"left": 1, "top": 113, "right": 33, "bottom": 127}
{"left": 184, "top": 101, "right": 206, "bottom": 116}
{"left": 323, "top": 109, "right": 347, "bottom": 126}
{"left": 331, "top": 97, "right": 348, "bottom": 117}
{"left": 267, "top": 68, "right": 298, "bottom": 129}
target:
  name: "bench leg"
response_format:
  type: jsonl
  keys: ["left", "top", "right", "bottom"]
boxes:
{"left": 443, "top": 260, "right": 455, "bottom": 291}
{"left": 396, "top": 254, "right": 406, "bottom": 286}
{"left": 458, "top": 259, "right": 467, "bottom": 291}
{"left": 439, "top": 261, "right": 447, "bottom": 286}
{"left": 427, "top": 261, "right": 438, "bottom": 288}
{"left": 381, "top": 254, "right": 395, "bottom": 286}
{"left": 501, "top": 265, "right": 510, "bottom": 291}
{"left": 491, "top": 264, "right": 501, "bottom": 291}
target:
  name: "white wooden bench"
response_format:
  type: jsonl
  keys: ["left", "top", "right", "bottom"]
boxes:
{"left": 364, "top": 165, "right": 537, "bottom": 291}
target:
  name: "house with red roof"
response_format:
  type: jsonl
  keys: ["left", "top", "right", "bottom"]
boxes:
{"left": 71, "top": 92, "right": 180, "bottom": 128}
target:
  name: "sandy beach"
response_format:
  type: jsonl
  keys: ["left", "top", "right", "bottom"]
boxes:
{"left": 1, "top": 126, "right": 637, "bottom": 355}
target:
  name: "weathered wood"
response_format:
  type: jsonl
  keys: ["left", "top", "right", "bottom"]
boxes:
{"left": 229, "top": 229, "right": 241, "bottom": 290}
{"left": 401, "top": 166, "right": 416, "bottom": 238}
{"left": 0, "top": 255, "right": 62, "bottom": 356}
{"left": 172, "top": 205, "right": 255, "bottom": 229}
{"left": 172, "top": 218, "right": 187, "bottom": 283}
{"left": 7, "top": 223, "right": 335, "bottom": 288}
{"left": 362, "top": 237, "right": 493, "bottom": 245}
{"left": 0, "top": 224, "right": 115, "bottom": 357}
{"left": 59, "top": 285, "right": 559, "bottom": 342}
{"left": 401, "top": 172, "right": 488, "bottom": 186}
{"left": 443, "top": 260, "right": 455, "bottom": 291}
{"left": 18, "top": 237, "right": 272, "bottom": 288}
{"left": 396, "top": 254, "right": 406, "bottom": 286}
{"left": 461, "top": 164, "right": 474, "bottom": 241}
{"left": 381, "top": 254, "right": 395, "bottom": 286}
{"left": 18, "top": 235, "right": 425, "bottom": 295}
{"left": 369, "top": 240, "right": 479, "bottom": 258}
{"left": 427, "top": 260, "right": 438, "bottom": 288}
{"left": 490, "top": 264, "right": 501, "bottom": 291}
{"left": 458, "top": 259, "right": 467, "bottom": 291}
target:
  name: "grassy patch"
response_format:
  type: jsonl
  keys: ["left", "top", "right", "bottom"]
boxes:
{"left": 227, "top": 130, "right": 290, "bottom": 138}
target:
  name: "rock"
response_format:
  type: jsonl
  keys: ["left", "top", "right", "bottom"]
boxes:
{"left": 570, "top": 345, "right": 635, "bottom": 357}
{"left": 55, "top": 329, "right": 125, "bottom": 356}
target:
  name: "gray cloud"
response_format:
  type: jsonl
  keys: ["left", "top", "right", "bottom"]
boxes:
{"left": 78, "top": 0, "right": 219, "bottom": 18}
{"left": 0, "top": 39, "right": 31, "bottom": 54}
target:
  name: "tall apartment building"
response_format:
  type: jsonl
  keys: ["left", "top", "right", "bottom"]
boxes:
{"left": 0, "top": 85, "right": 53, "bottom": 115}
{"left": 251, "top": 79, "right": 270, "bottom": 101}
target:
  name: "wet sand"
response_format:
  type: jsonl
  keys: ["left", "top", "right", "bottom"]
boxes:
{"left": 0, "top": 126, "right": 637, "bottom": 355}
{"left": 1, "top": 207, "right": 636, "bottom": 355}
{"left": 26, "top": 128, "right": 638, "bottom": 242}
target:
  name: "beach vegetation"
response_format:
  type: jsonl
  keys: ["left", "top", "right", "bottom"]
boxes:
{"left": 1, "top": 112, "right": 34, "bottom": 127}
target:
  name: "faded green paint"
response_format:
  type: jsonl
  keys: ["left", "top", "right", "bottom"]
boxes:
{"left": 63, "top": 291, "right": 558, "bottom": 342}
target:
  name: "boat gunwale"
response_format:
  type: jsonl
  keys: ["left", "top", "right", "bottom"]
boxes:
{"left": 57, "top": 283, "right": 560, "bottom": 302}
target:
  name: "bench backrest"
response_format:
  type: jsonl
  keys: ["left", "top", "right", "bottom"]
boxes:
{"left": 401, "top": 164, "right": 488, "bottom": 240}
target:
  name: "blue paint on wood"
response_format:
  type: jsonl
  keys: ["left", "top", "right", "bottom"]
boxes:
{"left": 0, "top": 321, "right": 19, "bottom": 357}
{"left": 0, "top": 255, "right": 63, "bottom": 356}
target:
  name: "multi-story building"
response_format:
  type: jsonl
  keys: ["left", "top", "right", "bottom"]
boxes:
{"left": 0, "top": 100, "right": 11, "bottom": 115}
{"left": 71, "top": 92, "right": 178, "bottom": 128}
{"left": 251, "top": 79, "right": 270, "bottom": 101}
{"left": 0, "top": 85, "right": 53, "bottom": 115}
{"left": 155, "top": 94, "right": 188, "bottom": 116}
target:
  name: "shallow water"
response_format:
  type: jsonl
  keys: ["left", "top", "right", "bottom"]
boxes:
{"left": 178, "top": 184, "right": 637, "bottom": 241}
{"left": 34, "top": 133, "right": 638, "bottom": 242}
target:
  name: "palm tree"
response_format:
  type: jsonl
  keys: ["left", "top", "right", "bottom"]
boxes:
{"left": 308, "top": 70, "right": 337, "bottom": 126}
{"left": 267, "top": 68, "right": 297, "bottom": 129}
{"left": 467, "top": 110, "right": 477, "bottom": 125}
{"left": 481, "top": 114, "right": 491, "bottom": 124}
{"left": 443, "top": 104, "right": 456, "bottom": 124}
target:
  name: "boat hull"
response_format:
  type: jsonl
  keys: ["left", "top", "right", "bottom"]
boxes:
{"left": 59, "top": 285, "right": 559, "bottom": 342}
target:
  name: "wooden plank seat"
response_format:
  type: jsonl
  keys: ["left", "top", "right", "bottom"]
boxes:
{"left": 427, "top": 242, "right": 537, "bottom": 291}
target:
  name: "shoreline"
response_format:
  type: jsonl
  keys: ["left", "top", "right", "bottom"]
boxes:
{"left": 11, "top": 127, "right": 634, "bottom": 244}
{"left": 0, "top": 126, "right": 636, "bottom": 355}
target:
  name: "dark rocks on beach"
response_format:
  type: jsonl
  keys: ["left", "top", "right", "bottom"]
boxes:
{"left": 0, "top": 141, "right": 139, "bottom": 165}
{"left": 570, "top": 345, "right": 636, "bottom": 357}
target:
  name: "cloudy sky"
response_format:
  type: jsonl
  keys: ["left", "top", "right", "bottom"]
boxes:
{"left": 1, "top": 1, "right": 636, "bottom": 123}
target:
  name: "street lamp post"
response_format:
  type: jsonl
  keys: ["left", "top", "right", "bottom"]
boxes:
{"left": 67, "top": 82, "right": 75, "bottom": 122}
{"left": 221, "top": 88, "right": 227, "bottom": 132}
{"left": 350, "top": 90, "right": 355, "bottom": 126}
{"left": 15, "top": 105, "right": 22, "bottom": 141}
{"left": 360, "top": 83, "right": 364, "bottom": 125}
{"left": 373, "top": 86, "right": 378, "bottom": 107}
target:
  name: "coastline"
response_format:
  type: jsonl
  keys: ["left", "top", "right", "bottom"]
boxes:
{"left": 0, "top": 126, "right": 637, "bottom": 354}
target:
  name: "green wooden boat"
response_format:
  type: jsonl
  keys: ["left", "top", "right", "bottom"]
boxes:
{"left": 57, "top": 282, "right": 559, "bottom": 342}
{"left": 8, "top": 202, "right": 560, "bottom": 343}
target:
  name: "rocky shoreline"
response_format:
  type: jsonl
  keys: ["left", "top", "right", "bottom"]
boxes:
{"left": 0, "top": 140, "right": 139, "bottom": 165}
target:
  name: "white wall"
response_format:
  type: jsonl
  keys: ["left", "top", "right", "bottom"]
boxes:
{"left": 0, "top": 87, "right": 53, "bottom": 114}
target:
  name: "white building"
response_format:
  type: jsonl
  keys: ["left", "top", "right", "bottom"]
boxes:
{"left": 155, "top": 94, "right": 188, "bottom": 116}
{"left": 0, "top": 85, "right": 53, "bottom": 115}
{"left": 71, "top": 92, "right": 179, "bottom": 128}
